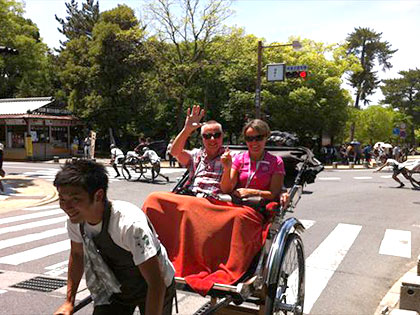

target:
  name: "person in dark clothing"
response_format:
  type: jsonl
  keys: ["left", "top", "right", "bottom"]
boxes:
{"left": 0, "top": 142, "right": 4, "bottom": 192}
{"left": 53, "top": 160, "right": 175, "bottom": 315}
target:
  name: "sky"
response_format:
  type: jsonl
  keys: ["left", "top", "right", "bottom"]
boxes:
{"left": 21, "top": 0, "right": 420, "bottom": 105}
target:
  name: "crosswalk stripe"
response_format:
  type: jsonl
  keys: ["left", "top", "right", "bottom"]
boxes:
{"left": 318, "top": 177, "right": 341, "bottom": 181}
{"left": 353, "top": 176, "right": 372, "bottom": 179}
{"left": 0, "top": 216, "right": 67, "bottom": 236}
{"left": 379, "top": 229, "right": 411, "bottom": 258}
{"left": 381, "top": 175, "right": 392, "bottom": 179}
{"left": 303, "top": 223, "right": 362, "bottom": 314}
{"left": 44, "top": 260, "right": 69, "bottom": 277}
{"left": 45, "top": 260, "right": 68, "bottom": 270}
{"left": 0, "top": 240, "right": 70, "bottom": 265}
{"left": 24, "top": 204, "right": 60, "bottom": 211}
{"left": 0, "top": 210, "right": 62, "bottom": 225}
{"left": 300, "top": 219, "right": 315, "bottom": 230}
{"left": 0, "top": 228, "right": 67, "bottom": 250}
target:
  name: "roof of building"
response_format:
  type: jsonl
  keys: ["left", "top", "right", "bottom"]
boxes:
{"left": 0, "top": 114, "right": 77, "bottom": 120}
{"left": 0, "top": 97, "right": 54, "bottom": 115}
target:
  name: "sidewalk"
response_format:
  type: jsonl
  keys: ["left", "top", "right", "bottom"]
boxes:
{"left": 0, "top": 175, "right": 58, "bottom": 214}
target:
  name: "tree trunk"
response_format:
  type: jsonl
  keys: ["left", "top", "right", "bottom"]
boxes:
{"left": 350, "top": 88, "right": 362, "bottom": 141}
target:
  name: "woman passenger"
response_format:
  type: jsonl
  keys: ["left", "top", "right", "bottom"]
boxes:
{"left": 220, "top": 119, "right": 285, "bottom": 201}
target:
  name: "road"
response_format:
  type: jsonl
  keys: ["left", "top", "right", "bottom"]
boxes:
{"left": 0, "top": 161, "right": 419, "bottom": 314}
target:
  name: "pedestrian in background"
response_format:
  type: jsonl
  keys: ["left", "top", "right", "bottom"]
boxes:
{"left": 166, "top": 138, "right": 176, "bottom": 167}
{"left": 0, "top": 142, "right": 4, "bottom": 192}
{"left": 83, "top": 133, "right": 91, "bottom": 159}
{"left": 393, "top": 144, "right": 401, "bottom": 162}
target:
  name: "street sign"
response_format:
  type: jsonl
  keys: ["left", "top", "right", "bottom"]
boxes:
{"left": 286, "top": 65, "right": 308, "bottom": 72}
{"left": 266, "top": 63, "right": 285, "bottom": 81}
{"left": 400, "top": 129, "right": 406, "bottom": 139}
{"left": 392, "top": 127, "right": 400, "bottom": 135}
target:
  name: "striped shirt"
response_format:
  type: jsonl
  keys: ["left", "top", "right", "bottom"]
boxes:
{"left": 187, "top": 147, "right": 225, "bottom": 196}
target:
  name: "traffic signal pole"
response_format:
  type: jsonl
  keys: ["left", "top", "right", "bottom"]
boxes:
{"left": 254, "top": 40, "right": 301, "bottom": 119}
{"left": 255, "top": 41, "right": 263, "bottom": 119}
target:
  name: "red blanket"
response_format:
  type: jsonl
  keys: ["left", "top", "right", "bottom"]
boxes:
{"left": 142, "top": 191, "right": 269, "bottom": 296}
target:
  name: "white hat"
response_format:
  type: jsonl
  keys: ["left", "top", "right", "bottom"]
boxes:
{"left": 0, "top": 143, "right": 4, "bottom": 150}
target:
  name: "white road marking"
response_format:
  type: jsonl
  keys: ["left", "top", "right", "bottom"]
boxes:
{"left": 45, "top": 260, "right": 69, "bottom": 270}
{"left": 300, "top": 219, "right": 315, "bottom": 230}
{"left": 0, "top": 289, "right": 7, "bottom": 294}
{"left": 44, "top": 266, "right": 68, "bottom": 277}
{"left": 3, "top": 165, "right": 59, "bottom": 170}
{"left": 381, "top": 175, "right": 392, "bottom": 179}
{"left": 0, "top": 228, "right": 67, "bottom": 250}
{"left": 44, "top": 260, "right": 69, "bottom": 277}
{"left": 0, "top": 209, "right": 62, "bottom": 225}
{"left": 318, "top": 177, "right": 341, "bottom": 181}
{"left": 0, "top": 216, "right": 66, "bottom": 236}
{"left": 379, "top": 229, "right": 411, "bottom": 258}
{"left": 24, "top": 204, "right": 60, "bottom": 211}
{"left": 353, "top": 176, "right": 372, "bottom": 180}
{"left": 303, "top": 223, "right": 362, "bottom": 314}
{"left": 0, "top": 240, "right": 70, "bottom": 265}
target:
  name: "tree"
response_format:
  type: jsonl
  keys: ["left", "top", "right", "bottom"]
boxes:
{"left": 349, "top": 105, "right": 406, "bottom": 145}
{"left": 55, "top": 0, "right": 99, "bottom": 50}
{"left": 57, "top": 4, "right": 153, "bottom": 141}
{"left": 144, "top": 0, "right": 233, "bottom": 129}
{"left": 381, "top": 68, "right": 420, "bottom": 145}
{"left": 0, "top": 0, "right": 53, "bottom": 98}
{"left": 346, "top": 27, "right": 397, "bottom": 140}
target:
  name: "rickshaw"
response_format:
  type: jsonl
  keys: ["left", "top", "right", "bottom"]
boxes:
{"left": 74, "top": 145, "right": 323, "bottom": 315}
{"left": 169, "top": 145, "right": 323, "bottom": 315}
{"left": 404, "top": 159, "right": 420, "bottom": 188}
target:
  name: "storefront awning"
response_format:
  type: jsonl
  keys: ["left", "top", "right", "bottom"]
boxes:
{"left": 0, "top": 97, "right": 53, "bottom": 115}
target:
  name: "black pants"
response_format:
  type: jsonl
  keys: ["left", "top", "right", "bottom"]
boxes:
{"left": 93, "top": 279, "right": 175, "bottom": 315}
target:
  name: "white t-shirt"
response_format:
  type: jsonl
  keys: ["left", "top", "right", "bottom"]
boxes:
{"left": 111, "top": 147, "right": 124, "bottom": 163}
{"left": 142, "top": 150, "right": 160, "bottom": 164}
{"left": 386, "top": 158, "right": 405, "bottom": 170}
{"left": 66, "top": 200, "right": 175, "bottom": 287}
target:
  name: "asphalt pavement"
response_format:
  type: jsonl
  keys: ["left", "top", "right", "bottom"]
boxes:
{"left": 0, "top": 157, "right": 419, "bottom": 314}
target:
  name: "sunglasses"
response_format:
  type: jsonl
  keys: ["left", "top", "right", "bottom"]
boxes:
{"left": 244, "top": 135, "right": 266, "bottom": 142}
{"left": 202, "top": 132, "right": 222, "bottom": 140}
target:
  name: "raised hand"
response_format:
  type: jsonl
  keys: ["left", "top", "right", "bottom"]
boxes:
{"left": 221, "top": 147, "right": 232, "bottom": 169}
{"left": 184, "top": 105, "right": 205, "bottom": 133}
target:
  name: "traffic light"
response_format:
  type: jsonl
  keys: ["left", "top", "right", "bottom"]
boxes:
{"left": 0, "top": 46, "right": 19, "bottom": 55}
{"left": 285, "top": 70, "right": 307, "bottom": 79}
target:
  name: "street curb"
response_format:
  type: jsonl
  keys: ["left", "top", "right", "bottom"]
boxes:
{"left": 375, "top": 264, "right": 418, "bottom": 315}
{"left": 29, "top": 184, "right": 59, "bottom": 208}
{"left": 0, "top": 176, "right": 58, "bottom": 211}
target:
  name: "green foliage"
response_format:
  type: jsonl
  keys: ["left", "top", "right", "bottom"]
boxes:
{"left": 381, "top": 68, "right": 420, "bottom": 145}
{"left": 55, "top": 0, "right": 99, "bottom": 49}
{"left": 349, "top": 105, "right": 406, "bottom": 144}
{"left": 346, "top": 27, "right": 397, "bottom": 107}
{"left": 58, "top": 4, "right": 153, "bottom": 140}
{"left": 0, "top": 0, "right": 53, "bottom": 98}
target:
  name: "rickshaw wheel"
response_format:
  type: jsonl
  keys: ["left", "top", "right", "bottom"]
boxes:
{"left": 142, "top": 161, "right": 160, "bottom": 182}
{"left": 122, "top": 157, "right": 142, "bottom": 181}
{"left": 265, "top": 233, "right": 305, "bottom": 315}
{"left": 410, "top": 172, "right": 420, "bottom": 189}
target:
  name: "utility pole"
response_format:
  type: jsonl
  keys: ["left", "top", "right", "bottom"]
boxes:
{"left": 254, "top": 40, "right": 302, "bottom": 119}
{"left": 255, "top": 41, "right": 263, "bottom": 119}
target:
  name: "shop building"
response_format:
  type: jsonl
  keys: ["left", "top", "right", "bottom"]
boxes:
{"left": 0, "top": 97, "right": 84, "bottom": 160}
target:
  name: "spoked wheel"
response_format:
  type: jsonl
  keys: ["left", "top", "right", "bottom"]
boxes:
{"left": 142, "top": 161, "right": 160, "bottom": 182}
{"left": 265, "top": 233, "right": 305, "bottom": 315}
{"left": 410, "top": 172, "right": 420, "bottom": 189}
{"left": 121, "top": 157, "right": 142, "bottom": 181}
